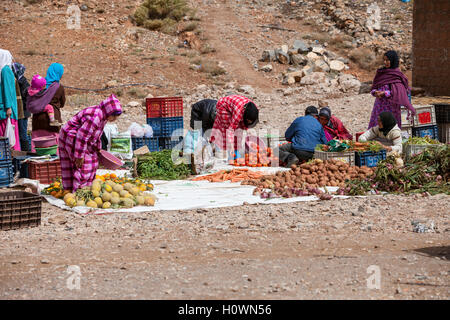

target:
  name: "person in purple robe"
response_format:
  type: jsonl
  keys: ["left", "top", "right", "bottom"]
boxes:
{"left": 368, "top": 50, "right": 415, "bottom": 129}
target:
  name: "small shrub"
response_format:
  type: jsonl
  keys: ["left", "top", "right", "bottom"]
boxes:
{"left": 181, "top": 22, "right": 198, "bottom": 32}
{"left": 198, "top": 60, "right": 226, "bottom": 76}
{"left": 200, "top": 43, "right": 216, "bottom": 55}
{"left": 134, "top": 0, "right": 190, "bottom": 34}
{"left": 349, "top": 47, "right": 379, "bottom": 70}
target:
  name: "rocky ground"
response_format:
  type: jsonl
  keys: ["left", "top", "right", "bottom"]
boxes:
{"left": 1, "top": 0, "right": 449, "bottom": 300}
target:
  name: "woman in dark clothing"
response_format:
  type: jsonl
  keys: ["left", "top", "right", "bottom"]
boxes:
{"left": 12, "top": 62, "right": 31, "bottom": 151}
{"left": 29, "top": 63, "right": 65, "bottom": 152}
{"left": 190, "top": 98, "right": 217, "bottom": 136}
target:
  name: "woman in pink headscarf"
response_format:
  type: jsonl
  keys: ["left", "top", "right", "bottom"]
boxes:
{"left": 58, "top": 94, "right": 122, "bottom": 192}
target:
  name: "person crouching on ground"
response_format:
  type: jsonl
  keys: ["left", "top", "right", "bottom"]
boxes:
{"left": 278, "top": 106, "right": 327, "bottom": 168}
{"left": 318, "top": 106, "right": 353, "bottom": 141}
{"left": 190, "top": 98, "right": 217, "bottom": 138}
{"left": 358, "top": 111, "right": 402, "bottom": 155}
{"left": 210, "top": 95, "right": 259, "bottom": 160}
{"left": 58, "top": 94, "right": 122, "bottom": 192}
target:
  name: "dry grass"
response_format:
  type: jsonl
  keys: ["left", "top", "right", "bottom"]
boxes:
{"left": 191, "top": 59, "right": 226, "bottom": 76}
{"left": 349, "top": 47, "right": 380, "bottom": 71}
{"left": 328, "top": 34, "right": 355, "bottom": 49}
{"left": 134, "top": 0, "right": 190, "bottom": 35}
{"left": 127, "top": 88, "right": 147, "bottom": 99}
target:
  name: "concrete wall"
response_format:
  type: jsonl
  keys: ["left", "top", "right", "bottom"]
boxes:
{"left": 413, "top": 0, "right": 450, "bottom": 95}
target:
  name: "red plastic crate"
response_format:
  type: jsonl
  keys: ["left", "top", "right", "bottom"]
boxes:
{"left": 146, "top": 97, "right": 183, "bottom": 118}
{"left": 28, "top": 159, "right": 61, "bottom": 184}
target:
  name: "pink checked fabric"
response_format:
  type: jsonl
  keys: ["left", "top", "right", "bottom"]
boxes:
{"left": 210, "top": 95, "right": 256, "bottom": 151}
{"left": 58, "top": 94, "right": 122, "bottom": 192}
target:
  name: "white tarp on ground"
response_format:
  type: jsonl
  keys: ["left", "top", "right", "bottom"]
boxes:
{"left": 38, "top": 166, "right": 347, "bottom": 215}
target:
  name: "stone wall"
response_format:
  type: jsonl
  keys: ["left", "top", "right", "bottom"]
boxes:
{"left": 413, "top": 0, "right": 450, "bottom": 95}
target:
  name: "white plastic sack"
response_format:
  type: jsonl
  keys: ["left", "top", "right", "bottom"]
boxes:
{"left": 127, "top": 122, "right": 145, "bottom": 137}
{"left": 142, "top": 124, "right": 153, "bottom": 138}
{"left": 108, "top": 132, "right": 133, "bottom": 160}
{"left": 4, "top": 117, "right": 15, "bottom": 147}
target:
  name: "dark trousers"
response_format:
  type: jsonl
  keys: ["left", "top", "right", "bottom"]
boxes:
{"left": 18, "top": 118, "right": 29, "bottom": 151}
{"left": 278, "top": 143, "right": 313, "bottom": 167}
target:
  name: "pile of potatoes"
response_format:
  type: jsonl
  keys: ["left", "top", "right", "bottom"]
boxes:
{"left": 64, "top": 179, "right": 156, "bottom": 209}
{"left": 242, "top": 159, "right": 375, "bottom": 190}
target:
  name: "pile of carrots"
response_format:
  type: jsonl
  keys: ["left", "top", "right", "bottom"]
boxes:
{"left": 192, "top": 169, "right": 265, "bottom": 183}
{"left": 229, "top": 143, "right": 279, "bottom": 167}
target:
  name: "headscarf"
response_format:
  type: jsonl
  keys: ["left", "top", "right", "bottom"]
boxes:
{"left": 0, "top": 49, "right": 13, "bottom": 86}
{"left": 319, "top": 107, "right": 331, "bottom": 120}
{"left": 384, "top": 50, "right": 399, "bottom": 69}
{"left": 99, "top": 94, "right": 122, "bottom": 118}
{"left": 45, "top": 63, "right": 64, "bottom": 89}
{"left": 379, "top": 111, "right": 397, "bottom": 136}
{"left": 243, "top": 102, "right": 259, "bottom": 128}
{"left": 28, "top": 74, "right": 47, "bottom": 96}
{"left": 12, "top": 62, "right": 25, "bottom": 81}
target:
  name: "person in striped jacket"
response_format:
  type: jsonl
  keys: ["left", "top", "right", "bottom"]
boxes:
{"left": 209, "top": 95, "right": 259, "bottom": 159}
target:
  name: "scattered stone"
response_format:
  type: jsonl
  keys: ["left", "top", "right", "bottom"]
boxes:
{"left": 280, "top": 45, "right": 289, "bottom": 54}
{"left": 338, "top": 74, "right": 361, "bottom": 92}
{"left": 261, "top": 50, "right": 276, "bottom": 62}
{"left": 290, "top": 54, "right": 307, "bottom": 67}
{"left": 300, "top": 72, "right": 327, "bottom": 85}
{"left": 40, "top": 259, "right": 50, "bottom": 264}
{"left": 80, "top": 4, "right": 88, "bottom": 12}
{"left": 293, "top": 40, "right": 310, "bottom": 53}
{"left": 48, "top": 215, "right": 67, "bottom": 225}
{"left": 301, "top": 65, "right": 313, "bottom": 77}
{"left": 306, "top": 52, "right": 320, "bottom": 62}
{"left": 237, "top": 85, "right": 255, "bottom": 95}
{"left": 127, "top": 101, "right": 141, "bottom": 108}
{"left": 312, "top": 47, "right": 325, "bottom": 55}
{"left": 314, "top": 59, "right": 330, "bottom": 73}
{"left": 329, "top": 60, "right": 346, "bottom": 72}
{"left": 106, "top": 80, "right": 118, "bottom": 88}
{"left": 260, "top": 64, "right": 273, "bottom": 72}
{"left": 276, "top": 50, "right": 290, "bottom": 64}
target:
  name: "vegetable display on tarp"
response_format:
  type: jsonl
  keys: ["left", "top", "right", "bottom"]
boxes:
{"left": 192, "top": 168, "right": 265, "bottom": 183}
{"left": 42, "top": 174, "right": 156, "bottom": 208}
{"left": 339, "top": 145, "right": 450, "bottom": 196}
{"left": 241, "top": 159, "right": 374, "bottom": 198}
{"left": 136, "top": 149, "right": 191, "bottom": 180}
{"left": 316, "top": 140, "right": 383, "bottom": 153}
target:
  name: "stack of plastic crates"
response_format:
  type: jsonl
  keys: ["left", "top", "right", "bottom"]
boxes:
{"left": 0, "top": 138, "right": 14, "bottom": 187}
{"left": 145, "top": 97, "right": 184, "bottom": 151}
{"left": 412, "top": 105, "right": 439, "bottom": 140}
{"left": 433, "top": 103, "right": 449, "bottom": 144}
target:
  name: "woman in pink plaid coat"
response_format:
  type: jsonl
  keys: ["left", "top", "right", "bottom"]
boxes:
{"left": 58, "top": 94, "right": 122, "bottom": 192}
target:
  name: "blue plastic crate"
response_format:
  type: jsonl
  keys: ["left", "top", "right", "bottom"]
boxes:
{"left": 0, "top": 159, "right": 14, "bottom": 187}
{"left": 355, "top": 150, "right": 387, "bottom": 168}
{"left": 0, "top": 138, "right": 11, "bottom": 161}
{"left": 412, "top": 125, "right": 439, "bottom": 140}
{"left": 131, "top": 137, "right": 160, "bottom": 152}
{"left": 13, "top": 156, "right": 31, "bottom": 179}
{"left": 159, "top": 137, "right": 183, "bottom": 150}
{"left": 146, "top": 117, "right": 184, "bottom": 137}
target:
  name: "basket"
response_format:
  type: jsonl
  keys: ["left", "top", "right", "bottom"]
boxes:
{"left": 146, "top": 97, "right": 183, "bottom": 118}
{"left": 437, "top": 123, "right": 450, "bottom": 144}
{"left": 434, "top": 104, "right": 450, "bottom": 124}
{"left": 28, "top": 159, "right": 61, "bottom": 184}
{"left": 0, "top": 191, "right": 42, "bottom": 231}
{"left": 0, "top": 160, "right": 14, "bottom": 187}
{"left": 12, "top": 156, "right": 31, "bottom": 179}
{"left": 32, "top": 136, "right": 58, "bottom": 148}
{"left": 404, "top": 144, "right": 440, "bottom": 160}
{"left": 146, "top": 116, "right": 184, "bottom": 137}
{"left": 131, "top": 137, "right": 159, "bottom": 152}
{"left": 314, "top": 150, "right": 355, "bottom": 166}
{"left": 400, "top": 107, "right": 414, "bottom": 128}
{"left": 98, "top": 150, "right": 124, "bottom": 170}
{"left": 0, "top": 137, "right": 11, "bottom": 161}
{"left": 159, "top": 137, "right": 183, "bottom": 150}
{"left": 35, "top": 145, "right": 58, "bottom": 156}
{"left": 355, "top": 150, "right": 386, "bottom": 168}
{"left": 413, "top": 105, "right": 436, "bottom": 127}
{"left": 412, "top": 125, "right": 439, "bottom": 140}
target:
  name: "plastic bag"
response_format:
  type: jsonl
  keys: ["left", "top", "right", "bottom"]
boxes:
{"left": 327, "top": 139, "right": 350, "bottom": 152}
{"left": 142, "top": 124, "right": 153, "bottom": 138}
{"left": 127, "top": 122, "right": 144, "bottom": 138}
{"left": 108, "top": 132, "right": 133, "bottom": 160}
{"left": 4, "top": 117, "right": 16, "bottom": 147}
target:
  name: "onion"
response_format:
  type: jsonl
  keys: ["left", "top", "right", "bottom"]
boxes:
{"left": 260, "top": 192, "right": 268, "bottom": 199}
